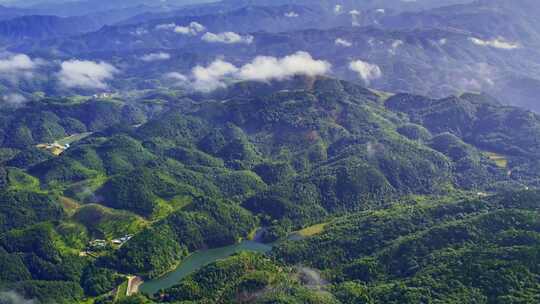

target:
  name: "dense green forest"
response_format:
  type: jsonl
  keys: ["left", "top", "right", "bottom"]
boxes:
{"left": 0, "top": 77, "right": 539, "bottom": 303}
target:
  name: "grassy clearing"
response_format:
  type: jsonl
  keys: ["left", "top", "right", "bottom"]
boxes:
{"left": 369, "top": 88, "right": 395, "bottom": 103}
{"left": 36, "top": 132, "right": 93, "bottom": 156}
{"left": 60, "top": 196, "right": 81, "bottom": 215}
{"left": 151, "top": 195, "right": 193, "bottom": 222}
{"left": 53, "top": 226, "right": 84, "bottom": 256}
{"left": 55, "top": 221, "right": 89, "bottom": 253}
{"left": 65, "top": 174, "right": 108, "bottom": 202}
{"left": 297, "top": 223, "right": 328, "bottom": 237}
{"left": 486, "top": 152, "right": 508, "bottom": 168}
{"left": 78, "top": 298, "right": 95, "bottom": 304}
{"left": 72, "top": 204, "right": 148, "bottom": 239}
{"left": 247, "top": 227, "right": 260, "bottom": 241}
{"left": 7, "top": 168, "right": 41, "bottom": 191}
{"left": 56, "top": 132, "right": 93, "bottom": 146}
{"left": 115, "top": 280, "right": 128, "bottom": 302}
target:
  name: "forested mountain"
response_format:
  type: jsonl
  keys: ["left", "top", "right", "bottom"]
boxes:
{"left": 0, "top": 15, "right": 105, "bottom": 41}
{"left": 0, "top": 76, "right": 538, "bottom": 303}
{"left": 4, "top": 0, "right": 540, "bottom": 112}
{"left": 0, "top": 0, "right": 539, "bottom": 303}
{"left": 5, "top": 0, "right": 215, "bottom": 16}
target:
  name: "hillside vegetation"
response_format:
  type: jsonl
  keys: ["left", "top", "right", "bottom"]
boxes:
{"left": 0, "top": 77, "right": 539, "bottom": 303}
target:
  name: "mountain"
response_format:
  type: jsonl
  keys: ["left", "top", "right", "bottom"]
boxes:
{"left": 223, "top": 0, "right": 476, "bottom": 11}
{"left": 0, "top": 5, "right": 37, "bottom": 20}
{"left": 9, "top": 0, "right": 540, "bottom": 113}
{"left": 0, "top": 76, "right": 539, "bottom": 303}
{"left": 119, "top": 0, "right": 475, "bottom": 28}
{"left": 14, "top": 24, "right": 538, "bottom": 109}
{"left": 1, "top": 1, "right": 540, "bottom": 303}
{"left": 158, "top": 190, "right": 540, "bottom": 303}
{"left": 6, "top": 0, "right": 217, "bottom": 14}
{"left": 0, "top": 6, "right": 207, "bottom": 44}
{"left": 381, "top": 0, "right": 540, "bottom": 46}
{"left": 0, "top": 15, "right": 104, "bottom": 41}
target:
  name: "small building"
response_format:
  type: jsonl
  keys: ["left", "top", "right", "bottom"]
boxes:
{"left": 89, "top": 239, "right": 107, "bottom": 248}
{"left": 112, "top": 234, "right": 134, "bottom": 246}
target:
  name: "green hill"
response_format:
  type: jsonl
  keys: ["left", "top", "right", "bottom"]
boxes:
{"left": 1, "top": 77, "right": 539, "bottom": 303}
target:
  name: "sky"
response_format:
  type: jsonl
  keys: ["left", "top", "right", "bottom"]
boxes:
{"left": 0, "top": 0, "right": 214, "bottom": 8}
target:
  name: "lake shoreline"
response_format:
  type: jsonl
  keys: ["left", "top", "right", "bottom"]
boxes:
{"left": 139, "top": 240, "right": 273, "bottom": 295}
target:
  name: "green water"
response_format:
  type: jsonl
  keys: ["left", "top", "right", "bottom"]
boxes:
{"left": 139, "top": 241, "right": 272, "bottom": 295}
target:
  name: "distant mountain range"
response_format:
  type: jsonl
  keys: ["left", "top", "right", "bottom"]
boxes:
{"left": 0, "top": 0, "right": 539, "bottom": 112}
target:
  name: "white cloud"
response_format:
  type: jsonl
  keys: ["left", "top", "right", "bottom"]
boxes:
{"left": 237, "top": 51, "right": 331, "bottom": 82}
{"left": 164, "top": 72, "right": 189, "bottom": 86}
{"left": 469, "top": 37, "right": 520, "bottom": 49}
{"left": 140, "top": 52, "right": 171, "bottom": 62}
{"left": 201, "top": 32, "right": 254, "bottom": 44}
{"left": 191, "top": 59, "right": 239, "bottom": 92}
{"left": 3, "top": 93, "right": 25, "bottom": 103}
{"left": 1, "top": 93, "right": 26, "bottom": 107}
{"left": 390, "top": 40, "right": 404, "bottom": 55}
{"left": 335, "top": 38, "right": 352, "bottom": 47}
{"left": 349, "top": 60, "right": 382, "bottom": 84}
{"left": 155, "top": 23, "right": 175, "bottom": 30}
{"left": 454, "top": 62, "right": 496, "bottom": 92}
{"left": 0, "top": 54, "right": 40, "bottom": 81}
{"left": 392, "top": 40, "right": 403, "bottom": 49}
{"left": 58, "top": 60, "right": 118, "bottom": 90}
{"left": 166, "top": 72, "right": 188, "bottom": 82}
{"left": 156, "top": 22, "right": 206, "bottom": 36}
{"left": 187, "top": 22, "right": 205, "bottom": 32}
{"left": 376, "top": 8, "right": 386, "bottom": 14}
{"left": 174, "top": 52, "right": 330, "bottom": 92}
{"left": 284, "top": 11, "right": 299, "bottom": 18}
{"left": 174, "top": 22, "right": 206, "bottom": 35}
{"left": 132, "top": 27, "right": 148, "bottom": 36}
{"left": 349, "top": 10, "right": 361, "bottom": 26}
{"left": 0, "top": 291, "right": 36, "bottom": 304}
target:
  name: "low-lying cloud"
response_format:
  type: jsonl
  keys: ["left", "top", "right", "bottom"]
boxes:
{"left": 349, "top": 10, "right": 361, "bottom": 26}
{"left": 132, "top": 27, "right": 148, "bottom": 36}
{"left": 201, "top": 32, "right": 254, "bottom": 44}
{"left": 284, "top": 11, "right": 299, "bottom": 18}
{"left": 171, "top": 51, "right": 331, "bottom": 92}
{"left": 0, "top": 291, "right": 36, "bottom": 304}
{"left": 454, "top": 62, "right": 496, "bottom": 92}
{"left": 140, "top": 52, "right": 171, "bottom": 62}
{"left": 237, "top": 51, "right": 331, "bottom": 82}
{"left": 335, "top": 38, "right": 352, "bottom": 47}
{"left": 58, "top": 60, "right": 118, "bottom": 90}
{"left": 0, "top": 53, "right": 41, "bottom": 81}
{"left": 156, "top": 22, "right": 206, "bottom": 36}
{"left": 390, "top": 40, "right": 404, "bottom": 55}
{"left": 192, "top": 59, "right": 239, "bottom": 92}
{"left": 1, "top": 93, "right": 26, "bottom": 107}
{"left": 296, "top": 266, "right": 328, "bottom": 290}
{"left": 165, "top": 72, "right": 188, "bottom": 83}
{"left": 349, "top": 59, "right": 382, "bottom": 84}
{"left": 469, "top": 37, "right": 520, "bottom": 49}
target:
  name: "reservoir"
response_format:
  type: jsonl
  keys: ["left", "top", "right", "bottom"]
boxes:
{"left": 139, "top": 240, "right": 272, "bottom": 295}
